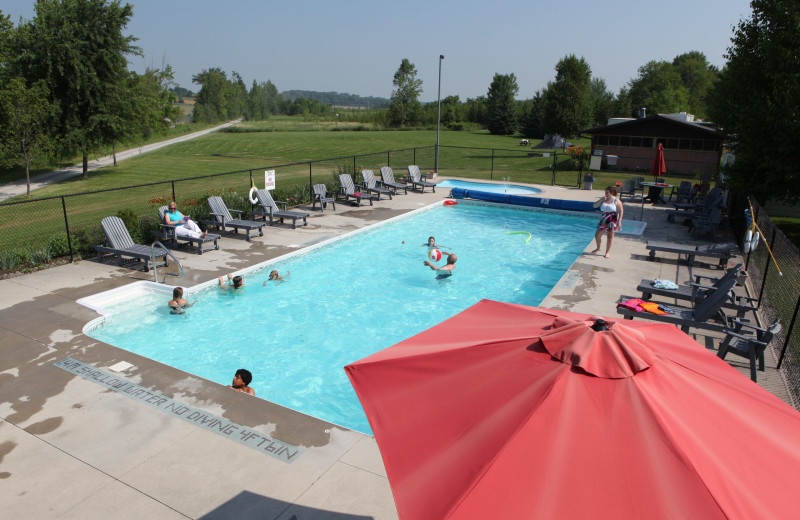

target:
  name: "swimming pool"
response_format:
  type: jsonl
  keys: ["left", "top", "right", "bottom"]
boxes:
{"left": 436, "top": 179, "right": 541, "bottom": 195}
{"left": 84, "top": 202, "right": 597, "bottom": 434}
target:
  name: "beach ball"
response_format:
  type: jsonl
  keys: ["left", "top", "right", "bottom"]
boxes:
{"left": 428, "top": 249, "right": 442, "bottom": 262}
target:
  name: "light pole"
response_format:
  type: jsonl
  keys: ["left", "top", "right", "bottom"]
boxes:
{"left": 435, "top": 54, "right": 444, "bottom": 175}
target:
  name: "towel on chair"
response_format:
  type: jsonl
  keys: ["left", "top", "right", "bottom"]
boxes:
{"left": 651, "top": 279, "right": 679, "bottom": 290}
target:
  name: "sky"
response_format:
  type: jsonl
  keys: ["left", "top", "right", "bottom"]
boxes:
{"left": 3, "top": 0, "right": 755, "bottom": 102}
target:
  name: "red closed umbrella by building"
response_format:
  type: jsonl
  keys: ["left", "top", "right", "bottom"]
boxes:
{"left": 346, "top": 299, "right": 800, "bottom": 520}
{"left": 651, "top": 142, "right": 667, "bottom": 182}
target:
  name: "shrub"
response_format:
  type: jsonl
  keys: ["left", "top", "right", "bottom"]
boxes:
{"left": 47, "top": 233, "right": 71, "bottom": 258}
{"left": 70, "top": 224, "right": 105, "bottom": 257}
{"left": 116, "top": 209, "right": 141, "bottom": 241}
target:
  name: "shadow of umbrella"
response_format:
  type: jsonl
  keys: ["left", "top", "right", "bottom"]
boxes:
{"left": 346, "top": 299, "right": 800, "bottom": 520}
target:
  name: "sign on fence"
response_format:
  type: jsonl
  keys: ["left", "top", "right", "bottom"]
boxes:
{"left": 265, "top": 170, "right": 275, "bottom": 190}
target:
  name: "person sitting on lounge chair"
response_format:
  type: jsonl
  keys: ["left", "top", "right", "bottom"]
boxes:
{"left": 425, "top": 252, "right": 457, "bottom": 278}
{"left": 227, "top": 369, "right": 255, "bottom": 395}
{"left": 164, "top": 202, "right": 207, "bottom": 239}
{"left": 168, "top": 287, "right": 197, "bottom": 314}
{"left": 219, "top": 273, "right": 245, "bottom": 291}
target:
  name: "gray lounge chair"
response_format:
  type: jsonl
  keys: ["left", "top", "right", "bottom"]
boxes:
{"left": 380, "top": 166, "right": 408, "bottom": 195}
{"left": 338, "top": 174, "right": 375, "bottom": 206}
{"left": 619, "top": 179, "right": 643, "bottom": 203}
{"left": 203, "top": 196, "right": 264, "bottom": 241}
{"left": 637, "top": 264, "right": 756, "bottom": 318}
{"left": 361, "top": 170, "right": 393, "bottom": 200}
{"left": 407, "top": 165, "right": 436, "bottom": 193}
{"left": 95, "top": 216, "right": 169, "bottom": 272}
{"left": 312, "top": 184, "right": 336, "bottom": 211}
{"left": 718, "top": 318, "right": 781, "bottom": 382}
{"left": 666, "top": 187, "right": 723, "bottom": 223}
{"left": 617, "top": 275, "right": 738, "bottom": 333}
{"left": 646, "top": 240, "right": 739, "bottom": 267}
{"left": 690, "top": 207, "right": 723, "bottom": 239}
{"left": 668, "top": 181, "right": 693, "bottom": 202}
{"left": 155, "top": 206, "right": 220, "bottom": 255}
{"left": 254, "top": 189, "right": 308, "bottom": 229}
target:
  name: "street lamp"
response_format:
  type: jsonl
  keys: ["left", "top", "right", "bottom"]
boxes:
{"left": 435, "top": 54, "right": 444, "bottom": 175}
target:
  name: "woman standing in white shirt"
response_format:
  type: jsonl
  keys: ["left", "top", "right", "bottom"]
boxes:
{"left": 591, "top": 186, "right": 623, "bottom": 258}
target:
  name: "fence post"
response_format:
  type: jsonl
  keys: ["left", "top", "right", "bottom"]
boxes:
{"left": 249, "top": 170, "right": 253, "bottom": 187}
{"left": 308, "top": 162, "right": 312, "bottom": 190}
{"left": 777, "top": 293, "right": 800, "bottom": 369}
{"left": 745, "top": 198, "right": 758, "bottom": 271}
{"left": 552, "top": 152, "right": 557, "bottom": 186}
{"left": 414, "top": 148, "right": 417, "bottom": 166}
{"left": 387, "top": 151, "right": 391, "bottom": 167}
{"left": 62, "top": 196, "right": 74, "bottom": 263}
{"left": 353, "top": 156, "right": 356, "bottom": 174}
{"left": 171, "top": 181, "right": 176, "bottom": 202}
{"left": 756, "top": 227, "right": 777, "bottom": 305}
{"left": 490, "top": 149, "right": 494, "bottom": 179}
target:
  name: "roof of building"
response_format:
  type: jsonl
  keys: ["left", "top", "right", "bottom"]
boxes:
{"left": 581, "top": 115, "right": 723, "bottom": 139}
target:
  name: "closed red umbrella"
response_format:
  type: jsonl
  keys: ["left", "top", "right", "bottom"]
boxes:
{"left": 346, "top": 299, "right": 800, "bottom": 520}
{"left": 651, "top": 142, "right": 666, "bottom": 182}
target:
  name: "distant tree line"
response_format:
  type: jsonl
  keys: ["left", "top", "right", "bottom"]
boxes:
{"left": 282, "top": 90, "right": 389, "bottom": 108}
{"left": 0, "top": 1, "right": 181, "bottom": 195}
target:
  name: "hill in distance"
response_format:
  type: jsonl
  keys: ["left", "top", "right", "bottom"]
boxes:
{"left": 281, "top": 90, "right": 390, "bottom": 109}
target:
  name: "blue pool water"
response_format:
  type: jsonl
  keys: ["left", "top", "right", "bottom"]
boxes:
{"left": 436, "top": 179, "right": 541, "bottom": 195}
{"left": 87, "top": 203, "right": 596, "bottom": 434}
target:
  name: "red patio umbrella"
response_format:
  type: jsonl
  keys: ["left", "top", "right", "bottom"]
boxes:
{"left": 345, "top": 300, "right": 800, "bottom": 520}
{"left": 651, "top": 142, "right": 667, "bottom": 182}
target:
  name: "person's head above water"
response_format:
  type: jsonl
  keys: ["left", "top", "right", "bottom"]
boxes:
{"left": 269, "top": 270, "right": 279, "bottom": 280}
{"left": 427, "top": 236, "right": 436, "bottom": 246}
{"left": 172, "top": 287, "right": 183, "bottom": 299}
{"left": 447, "top": 253, "right": 457, "bottom": 264}
{"left": 234, "top": 368, "right": 252, "bottom": 386}
{"left": 232, "top": 275, "right": 244, "bottom": 288}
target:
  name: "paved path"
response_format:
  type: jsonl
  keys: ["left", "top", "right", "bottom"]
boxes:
{"left": 0, "top": 119, "right": 241, "bottom": 202}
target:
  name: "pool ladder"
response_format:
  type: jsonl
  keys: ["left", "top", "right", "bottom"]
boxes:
{"left": 151, "top": 241, "right": 184, "bottom": 284}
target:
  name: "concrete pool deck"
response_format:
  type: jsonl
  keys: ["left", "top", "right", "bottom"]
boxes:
{"left": 1, "top": 181, "right": 795, "bottom": 519}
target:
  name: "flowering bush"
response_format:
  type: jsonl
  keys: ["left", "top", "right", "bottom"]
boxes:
{"left": 566, "top": 146, "right": 589, "bottom": 170}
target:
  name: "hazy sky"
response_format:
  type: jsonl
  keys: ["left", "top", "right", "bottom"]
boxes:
{"left": 4, "top": 0, "right": 754, "bottom": 102}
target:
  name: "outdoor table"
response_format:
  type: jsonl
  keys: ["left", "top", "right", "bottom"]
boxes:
{"left": 641, "top": 182, "right": 672, "bottom": 204}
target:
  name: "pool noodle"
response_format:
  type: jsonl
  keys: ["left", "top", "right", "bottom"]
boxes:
{"left": 506, "top": 231, "right": 532, "bottom": 244}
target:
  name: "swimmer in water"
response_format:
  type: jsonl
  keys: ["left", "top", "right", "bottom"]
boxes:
{"left": 424, "top": 252, "right": 457, "bottom": 278}
{"left": 168, "top": 287, "right": 197, "bottom": 314}
{"left": 219, "top": 273, "right": 245, "bottom": 291}
{"left": 263, "top": 270, "right": 289, "bottom": 286}
{"left": 423, "top": 236, "right": 449, "bottom": 250}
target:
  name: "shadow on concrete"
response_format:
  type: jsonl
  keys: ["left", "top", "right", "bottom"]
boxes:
{"left": 198, "top": 490, "right": 374, "bottom": 520}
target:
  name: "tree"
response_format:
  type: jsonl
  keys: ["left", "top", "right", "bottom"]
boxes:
{"left": 672, "top": 51, "right": 719, "bottom": 119}
{"left": 589, "top": 78, "right": 615, "bottom": 127}
{"left": 541, "top": 55, "right": 592, "bottom": 137}
{"left": 486, "top": 73, "right": 519, "bottom": 135}
{"left": 519, "top": 90, "right": 545, "bottom": 138}
{"left": 708, "top": 0, "right": 800, "bottom": 203}
{"left": 0, "top": 78, "right": 53, "bottom": 197}
{"left": 12, "top": 0, "right": 140, "bottom": 180}
{"left": 627, "top": 60, "right": 689, "bottom": 117}
{"left": 388, "top": 59, "right": 422, "bottom": 127}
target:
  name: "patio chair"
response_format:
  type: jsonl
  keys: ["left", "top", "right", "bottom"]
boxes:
{"left": 637, "top": 264, "right": 757, "bottom": 318}
{"left": 618, "top": 179, "right": 642, "bottom": 203}
{"left": 380, "top": 166, "right": 408, "bottom": 195}
{"left": 668, "top": 181, "right": 693, "bottom": 202}
{"left": 717, "top": 318, "right": 781, "bottom": 382}
{"left": 202, "top": 196, "right": 264, "bottom": 241}
{"left": 338, "top": 174, "right": 376, "bottom": 206}
{"left": 312, "top": 184, "right": 336, "bottom": 211}
{"left": 155, "top": 206, "right": 220, "bottom": 255}
{"left": 94, "top": 216, "right": 170, "bottom": 272}
{"left": 667, "top": 187, "right": 723, "bottom": 222}
{"left": 616, "top": 275, "right": 738, "bottom": 333}
{"left": 645, "top": 240, "right": 739, "bottom": 268}
{"left": 407, "top": 165, "right": 436, "bottom": 193}
{"left": 632, "top": 176, "right": 646, "bottom": 198}
{"left": 361, "top": 170, "right": 393, "bottom": 200}
{"left": 254, "top": 189, "right": 308, "bottom": 229}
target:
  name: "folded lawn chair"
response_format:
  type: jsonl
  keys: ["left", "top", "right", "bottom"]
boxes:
{"left": 155, "top": 206, "right": 220, "bottom": 255}
{"left": 361, "top": 170, "right": 393, "bottom": 200}
{"left": 254, "top": 189, "right": 308, "bottom": 229}
{"left": 637, "top": 264, "right": 757, "bottom": 318}
{"left": 718, "top": 318, "right": 781, "bottom": 382}
{"left": 617, "top": 275, "right": 738, "bottom": 333}
{"left": 95, "top": 216, "right": 170, "bottom": 272}
{"left": 666, "top": 187, "right": 723, "bottom": 223}
{"left": 668, "top": 181, "right": 693, "bottom": 202}
{"left": 338, "top": 174, "right": 375, "bottom": 206}
{"left": 203, "top": 196, "right": 264, "bottom": 241}
{"left": 646, "top": 240, "right": 739, "bottom": 267}
{"left": 380, "top": 166, "right": 408, "bottom": 195}
{"left": 407, "top": 165, "right": 436, "bottom": 193}
{"left": 312, "top": 183, "right": 336, "bottom": 211}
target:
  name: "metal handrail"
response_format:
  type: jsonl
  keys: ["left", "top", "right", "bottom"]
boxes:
{"left": 151, "top": 241, "right": 183, "bottom": 284}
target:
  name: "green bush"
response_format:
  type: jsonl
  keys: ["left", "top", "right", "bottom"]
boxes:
{"left": 116, "top": 209, "right": 141, "bottom": 241}
{"left": 47, "top": 232, "right": 72, "bottom": 257}
{"left": 138, "top": 215, "right": 163, "bottom": 242}
{"left": 70, "top": 224, "right": 105, "bottom": 256}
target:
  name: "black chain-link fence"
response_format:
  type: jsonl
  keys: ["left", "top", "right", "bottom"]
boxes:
{"left": 1, "top": 144, "right": 588, "bottom": 273}
{"left": 729, "top": 193, "right": 800, "bottom": 404}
